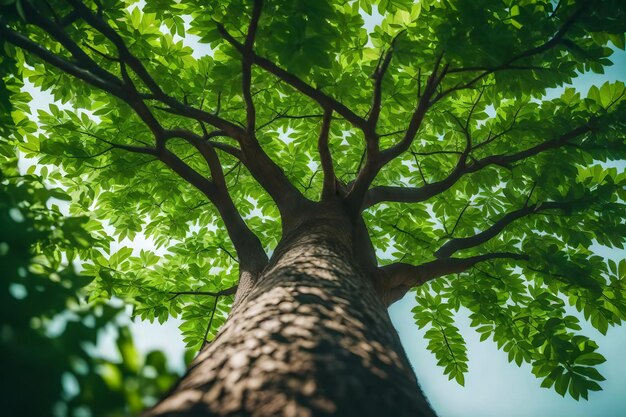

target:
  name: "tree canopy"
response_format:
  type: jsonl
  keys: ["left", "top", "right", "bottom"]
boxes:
{"left": 1, "top": 0, "right": 626, "bottom": 408}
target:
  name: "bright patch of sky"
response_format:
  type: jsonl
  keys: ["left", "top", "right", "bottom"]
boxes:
{"left": 170, "top": 14, "right": 213, "bottom": 59}
{"left": 361, "top": 7, "right": 384, "bottom": 47}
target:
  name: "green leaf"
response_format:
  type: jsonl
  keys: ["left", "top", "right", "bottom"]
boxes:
{"left": 555, "top": 373, "right": 571, "bottom": 397}
{"left": 575, "top": 352, "right": 606, "bottom": 366}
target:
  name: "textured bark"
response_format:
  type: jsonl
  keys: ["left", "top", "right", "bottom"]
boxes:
{"left": 145, "top": 219, "right": 436, "bottom": 417}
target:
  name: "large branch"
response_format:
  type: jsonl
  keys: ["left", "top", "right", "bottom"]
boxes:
{"left": 318, "top": 109, "right": 336, "bottom": 200}
{"left": 67, "top": 0, "right": 304, "bottom": 217}
{"left": 214, "top": 21, "right": 367, "bottom": 130}
{"left": 0, "top": 22, "right": 125, "bottom": 97}
{"left": 154, "top": 131, "right": 269, "bottom": 274}
{"left": 151, "top": 146, "right": 270, "bottom": 273}
{"left": 140, "top": 131, "right": 269, "bottom": 272}
{"left": 64, "top": 0, "right": 244, "bottom": 137}
{"left": 434, "top": 201, "right": 573, "bottom": 259}
{"left": 363, "top": 121, "right": 595, "bottom": 209}
{"left": 349, "top": 3, "right": 591, "bottom": 212}
{"left": 238, "top": 0, "right": 263, "bottom": 133}
{"left": 2, "top": 17, "right": 268, "bottom": 273}
{"left": 379, "top": 252, "right": 528, "bottom": 305}
{"left": 346, "top": 53, "right": 447, "bottom": 211}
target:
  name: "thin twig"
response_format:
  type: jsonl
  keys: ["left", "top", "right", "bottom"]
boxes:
{"left": 200, "top": 297, "right": 220, "bottom": 353}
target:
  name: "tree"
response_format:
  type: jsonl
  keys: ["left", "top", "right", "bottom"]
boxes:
{"left": 1, "top": 0, "right": 625, "bottom": 415}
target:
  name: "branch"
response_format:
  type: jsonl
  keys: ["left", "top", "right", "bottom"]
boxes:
{"left": 368, "top": 30, "right": 405, "bottom": 128}
{"left": 550, "top": 0, "right": 563, "bottom": 19}
{"left": 164, "top": 129, "right": 227, "bottom": 185}
{"left": 161, "top": 130, "right": 268, "bottom": 272}
{"left": 21, "top": 3, "right": 120, "bottom": 87}
{"left": 0, "top": 23, "right": 125, "bottom": 97}
{"left": 78, "top": 131, "right": 157, "bottom": 155}
{"left": 380, "top": 52, "right": 447, "bottom": 165}
{"left": 147, "top": 9, "right": 307, "bottom": 217}
{"left": 363, "top": 121, "right": 595, "bottom": 209}
{"left": 65, "top": 0, "right": 244, "bottom": 137}
{"left": 67, "top": 0, "right": 164, "bottom": 99}
{"left": 64, "top": 146, "right": 115, "bottom": 159}
{"left": 354, "top": 3, "right": 591, "bottom": 210}
{"left": 447, "top": 200, "right": 472, "bottom": 238}
{"left": 471, "top": 122, "right": 594, "bottom": 170}
{"left": 472, "top": 105, "right": 522, "bottom": 151}
{"left": 244, "top": 0, "right": 263, "bottom": 49}
{"left": 201, "top": 296, "right": 220, "bottom": 352}
{"left": 3, "top": 10, "right": 269, "bottom": 275}
{"left": 3, "top": 6, "right": 166, "bottom": 141}
{"left": 318, "top": 109, "right": 335, "bottom": 200}
{"left": 71, "top": 0, "right": 301, "bottom": 216}
{"left": 168, "top": 285, "right": 238, "bottom": 301}
{"left": 157, "top": 149, "right": 217, "bottom": 197}
{"left": 208, "top": 140, "right": 243, "bottom": 160}
{"left": 214, "top": 21, "right": 367, "bottom": 130}
{"left": 345, "top": 32, "right": 406, "bottom": 209}
{"left": 502, "top": 1, "right": 590, "bottom": 65}
{"left": 434, "top": 201, "right": 574, "bottom": 259}
{"left": 346, "top": 52, "right": 447, "bottom": 210}
{"left": 241, "top": 0, "right": 263, "bottom": 132}
{"left": 158, "top": 103, "right": 305, "bottom": 216}
{"left": 379, "top": 252, "right": 528, "bottom": 305}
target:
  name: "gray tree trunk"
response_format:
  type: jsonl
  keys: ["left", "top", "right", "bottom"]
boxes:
{"left": 144, "top": 221, "right": 436, "bottom": 417}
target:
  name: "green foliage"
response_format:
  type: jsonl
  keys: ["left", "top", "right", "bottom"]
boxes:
{"left": 2, "top": 0, "right": 625, "bottom": 402}
{"left": 413, "top": 293, "right": 468, "bottom": 386}
{"left": 0, "top": 144, "right": 178, "bottom": 416}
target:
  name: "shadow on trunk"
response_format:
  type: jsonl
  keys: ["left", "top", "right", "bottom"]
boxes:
{"left": 144, "top": 221, "right": 436, "bottom": 417}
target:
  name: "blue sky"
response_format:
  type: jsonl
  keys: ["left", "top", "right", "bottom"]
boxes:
{"left": 390, "top": 288, "right": 626, "bottom": 417}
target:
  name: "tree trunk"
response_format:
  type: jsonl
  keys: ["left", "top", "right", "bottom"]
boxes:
{"left": 144, "top": 219, "right": 436, "bottom": 417}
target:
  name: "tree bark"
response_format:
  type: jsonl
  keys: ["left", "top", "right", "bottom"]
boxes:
{"left": 144, "top": 219, "right": 436, "bottom": 417}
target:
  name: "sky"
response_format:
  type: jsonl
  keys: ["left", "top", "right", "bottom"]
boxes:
{"left": 15, "top": 5, "right": 626, "bottom": 417}
{"left": 390, "top": 280, "right": 626, "bottom": 417}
